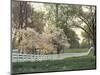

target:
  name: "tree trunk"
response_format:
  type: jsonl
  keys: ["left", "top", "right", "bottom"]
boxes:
{"left": 55, "top": 4, "right": 58, "bottom": 26}
{"left": 19, "top": 1, "right": 27, "bottom": 29}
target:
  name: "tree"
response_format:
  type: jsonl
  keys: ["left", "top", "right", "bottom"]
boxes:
{"left": 13, "top": 26, "right": 70, "bottom": 54}
{"left": 70, "top": 6, "right": 96, "bottom": 55}
{"left": 43, "top": 25, "right": 70, "bottom": 54}
{"left": 81, "top": 26, "right": 93, "bottom": 48}
{"left": 54, "top": 4, "right": 96, "bottom": 55}
{"left": 80, "top": 39, "right": 89, "bottom": 48}
{"left": 44, "top": 4, "right": 80, "bottom": 48}
{"left": 13, "top": 27, "right": 54, "bottom": 54}
{"left": 12, "top": 1, "right": 30, "bottom": 29}
{"left": 12, "top": 1, "right": 45, "bottom": 33}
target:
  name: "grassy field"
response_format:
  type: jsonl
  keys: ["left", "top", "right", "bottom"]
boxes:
{"left": 12, "top": 48, "right": 96, "bottom": 74}
{"left": 12, "top": 55, "right": 96, "bottom": 74}
{"left": 64, "top": 48, "right": 88, "bottom": 53}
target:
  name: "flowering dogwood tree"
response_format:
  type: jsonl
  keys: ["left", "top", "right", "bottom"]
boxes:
{"left": 43, "top": 24, "right": 70, "bottom": 54}
{"left": 12, "top": 25, "right": 70, "bottom": 54}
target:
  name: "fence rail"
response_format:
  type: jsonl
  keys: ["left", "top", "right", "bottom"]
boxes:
{"left": 12, "top": 48, "right": 93, "bottom": 62}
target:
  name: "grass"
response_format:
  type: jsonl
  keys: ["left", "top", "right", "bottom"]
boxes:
{"left": 64, "top": 48, "right": 88, "bottom": 53}
{"left": 12, "top": 55, "right": 96, "bottom": 74}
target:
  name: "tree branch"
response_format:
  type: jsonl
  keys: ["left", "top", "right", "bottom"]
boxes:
{"left": 78, "top": 16, "right": 93, "bottom": 35}
{"left": 70, "top": 21, "right": 92, "bottom": 39}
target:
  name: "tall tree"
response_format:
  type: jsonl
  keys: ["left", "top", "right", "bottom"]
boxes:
{"left": 44, "top": 4, "right": 80, "bottom": 48}
{"left": 71, "top": 6, "right": 96, "bottom": 55}
{"left": 12, "top": 1, "right": 45, "bottom": 32}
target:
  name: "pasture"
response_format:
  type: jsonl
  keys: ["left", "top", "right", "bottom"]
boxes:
{"left": 12, "top": 48, "right": 96, "bottom": 74}
{"left": 64, "top": 48, "right": 88, "bottom": 53}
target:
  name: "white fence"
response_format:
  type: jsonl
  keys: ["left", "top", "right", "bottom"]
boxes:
{"left": 12, "top": 48, "right": 93, "bottom": 62}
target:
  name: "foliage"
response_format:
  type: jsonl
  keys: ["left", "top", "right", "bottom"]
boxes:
{"left": 12, "top": 1, "right": 45, "bottom": 33}
{"left": 12, "top": 27, "right": 70, "bottom": 54}
{"left": 70, "top": 6, "right": 96, "bottom": 48}
{"left": 44, "top": 4, "right": 80, "bottom": 48}
{"left": 43, "top": 25, "right": 70, "bottom": 53}
{"left": 12, "top": 1, "right": 96, "bottom": 54}
{"left": 80, "top": 40, "right": 90, "bottom": 48}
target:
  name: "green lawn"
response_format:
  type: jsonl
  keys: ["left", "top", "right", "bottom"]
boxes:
{"left": 12, "top": 55, "right": 96, "bottom": 74}
{"left": 64, "top": 48, "right": 88, "bottom": 53}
